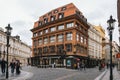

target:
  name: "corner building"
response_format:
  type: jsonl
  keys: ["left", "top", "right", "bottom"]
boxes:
{"left": 31, "top": 3, "right": 89, "bottom": 68}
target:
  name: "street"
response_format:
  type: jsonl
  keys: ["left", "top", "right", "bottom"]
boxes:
{"left": 23, "top": 66, "right": 103, "bottom": 80}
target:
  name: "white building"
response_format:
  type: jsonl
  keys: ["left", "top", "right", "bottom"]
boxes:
{"left": 0, "top": 27, "right": 31, "bottom": 66}
{"left": 104, "top": 38, "right": 119, "bottom": 64}
{"left": 88, "top": 24, "right": 102, "bottom": 60}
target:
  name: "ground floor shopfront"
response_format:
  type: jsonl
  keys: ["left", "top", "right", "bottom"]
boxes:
{"left": 30, "top": 55, "right": 99, "bottom": 68}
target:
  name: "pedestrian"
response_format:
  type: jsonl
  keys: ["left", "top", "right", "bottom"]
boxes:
{"left": 53, "top": 62, "right": 56, "bottom": 68}
{"left": 82, "top": 61, "right": 86, "bottom": 70}
{"left": 15, "top": 60, "right": 21, "bottom": 75}
{"left": 9, "top": 59, "right": 16, "bottom": 74}
{"left": 0, "top": 58, "right": 7, "bottom": 75}
{"left": 98, "top": 62, "right": 102, "bottom": 71}
{"left": 77, "top": 62, "right": 80, "bottom": 70}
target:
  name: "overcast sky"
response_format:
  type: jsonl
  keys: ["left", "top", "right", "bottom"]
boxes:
{"left": 0, "top": 0, "right": 118, "bottom": 45}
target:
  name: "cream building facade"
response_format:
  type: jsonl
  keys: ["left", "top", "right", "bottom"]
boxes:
{"left": 88, "top": 24, "right": 102, "bottom": 60}
{"left": 0, "top": 27, "right": 31, "bottom": 66}
{"left": 94, "top": 25, "right": 106, "bottom": 59}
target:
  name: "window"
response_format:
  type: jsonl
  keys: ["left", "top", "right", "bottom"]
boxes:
{"left": 43, "top": 47, "right": 48, "bottom": 53}
{"left": 38, "top": 48, "right": 42, "bottom": 56}
{"left": 33, "top": 33, "right": 37, "bottom": 37}
{"left": 38, "top": 38, "right": 42, "bottom": 45}
{"left": 44, "top": 29, "right": 48, "bottom": 33}
{"left": 50, "top": 36, "right": 55, "bottom": 43}
{"left": 58, "top": 34, "right": 64, "bottom": 42}
{"left": 49, "top": 46, "right": 55, "bottom": 53}
{"left": 44, "top": 38, "right": 48, "bottom": 44}
{"left": 33, "top": 40, "right": 37, "bottom": 46}
{"left": 61, "top": 7, "right": 66, "bottom": 11}
{"left": 66, "top": 22, "right": 74, "bottom": 28}
{"left": 58, "top": 24, "right": 64, "bottom": 30}
{"left": 57, "top": 45, "right": 64, "bottom": 53}
{"left": 66, "top": 32, "right": 72, "bottom": 40}
{"left": 44, "top": 18, "right": 48, "bottom": 23}
{"left": 84, "top": 38, "right": 87, "bottom": 44}
{"left": 50, "top": 16, "right": 55, "bottom": 21}
{"left": 54, "top": 10, "right": 58, "bottom": 13}
{"left": 34, "top": 48, "right": 37, "bottom": 55}
{"left": 76, "top": 34, "right": 79, "bottom": 41}
{"left": 58, "top": 13, "right": 64, "bottom": 19}
{"left": 66, "top": 44, "right": 72, "bottom": 52}
{"left": 80, "top": 36, "right": 84, "bottom": 43}
{"left": 39, "top": 31, "right": 43, "bottom": 35}
{"left": 75, "top": 23, "right": 79, "bottom": 27}
{"left": 39, "top": 21, "right": 42, "bottom": 26}
{"left": 50, "top": 27, "right": 56, "bottom": 32}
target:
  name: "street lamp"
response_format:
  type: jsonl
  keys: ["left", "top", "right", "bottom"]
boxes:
{"left": 5, "top": 24, "right": 12, "bottom": 79}
{"left": 107, "top": 15, "right": 116, "bottom": 80}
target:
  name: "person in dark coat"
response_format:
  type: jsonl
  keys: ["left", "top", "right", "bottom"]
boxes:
{"left": 0, "top": 58, "right": 7, "bottom": 74}
{"left": 16, "top": 60, "right": 21, "bottom": 75}
{"left": 9, "top": 59, "right": 16, "bottom": 74}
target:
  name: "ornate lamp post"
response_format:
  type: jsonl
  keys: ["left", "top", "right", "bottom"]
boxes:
{"left": 5, "top": 24, "right": 12, "bottom": 79}
{"left": 107, "top": 15, "right": 116, "bottom": 80}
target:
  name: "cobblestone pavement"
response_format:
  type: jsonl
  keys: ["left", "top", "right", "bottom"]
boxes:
{"left": 22, "top": 66, "right": 103, "bottom": 80}
{"left": 0, "top": 67, "right": 33, "bottom": 80}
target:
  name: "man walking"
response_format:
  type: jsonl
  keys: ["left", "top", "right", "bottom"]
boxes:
{"left": 0, "top": 58, "right": 6, "bottom": 75}
{"left": 9, "top": 59, "right": 16, "bottom": 75}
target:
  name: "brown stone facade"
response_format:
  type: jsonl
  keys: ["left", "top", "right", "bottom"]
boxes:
{"left": 118, "top": 0, "right": 120, "bottom": 26}
{"left": 31, "top": 3, "right": 89, "bottom": 68}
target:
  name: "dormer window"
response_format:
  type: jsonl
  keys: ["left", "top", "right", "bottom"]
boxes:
{"left": 38, "top": 21, "right": 42, "bottom": 26}
{"left": 50, "top": 16, "right": 55, "bottom": 21}
{"left": 44, "top": 18, "right": 48, "bottom": 23}
{"left": 61, "top": 7, "right": 66, "bottom": 11}
{"left": 54, "top": 10, "right": 58, "bottom": 13}
{"left": 58, "top": 13, "right": 64, "bottom": 19}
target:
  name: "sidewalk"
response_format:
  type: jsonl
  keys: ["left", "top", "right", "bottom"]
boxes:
{"left": 95, "top": 67, "right": 120, "bottom": 80}
{"left": 0, "top": 69, "right": 33, "bottom": 80}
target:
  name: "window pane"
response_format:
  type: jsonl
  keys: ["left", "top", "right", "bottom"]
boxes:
{"left": 50, "top": 36, "right": 55, "bottom": 43}
{"left": 58, "top": 34, "right": 64, "bottom": 42}
{"left": 67, "top": 33, "right": 72, "bottom": 40}
{"left": 81, "top": 36, "right": 83, "bottom": 43}
{"left": 50, "top": 27, "right": 56, "bottom": 32}
{"left": 66, "top": 22, "right": 74, "bottom": 28}
{"left": 44, "top": 38, "right": 48, "bottom": 44}
{"left": 58, "top": 25, "right": 64, "bottom": 30}
{"left": 38, "top": 39, "right": 42, "bottom": 45}
{"left": 66, "top": 44, "right": 72, "bottom": 52}
{"left": 76, "top": 34, "right": 79, "bottom": 41}
{"left": 44, "top": 29, "right": 48, "bottom": 33}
